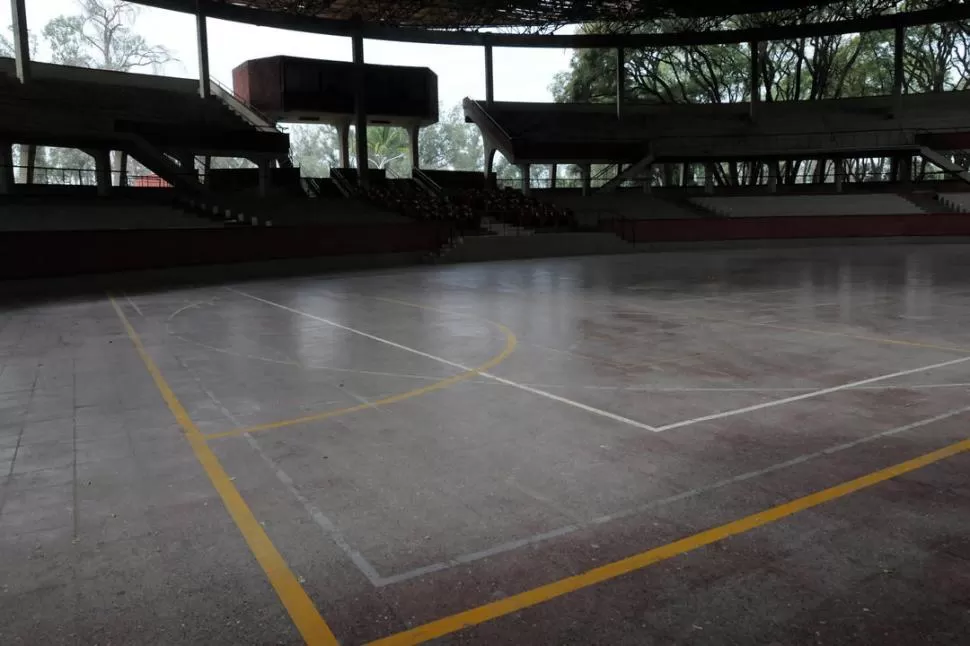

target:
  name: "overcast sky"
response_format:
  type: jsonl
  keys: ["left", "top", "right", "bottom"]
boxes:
{"left": 5, "top": 0, "right": 574, "bottom": 109}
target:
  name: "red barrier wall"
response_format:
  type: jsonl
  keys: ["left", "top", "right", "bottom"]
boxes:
{"left": 615, "top": 214, "right": 970, "bottom": 244}
{"left": 0, "top": 223, "right": 451, "bottom": 280}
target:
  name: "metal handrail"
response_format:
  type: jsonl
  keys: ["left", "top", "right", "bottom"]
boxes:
{"left": 210, "top": 76, "right": 282, "bottom": 133}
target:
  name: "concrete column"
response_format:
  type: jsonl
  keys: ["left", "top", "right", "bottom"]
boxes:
{"left": 749, "top": 41, "right": 760, "bottom": 120}
{"left": 408, "top": 125, "right": 420, "bottom": 172}
{"left": 893, "top": 25, "right": 905, "bottom": 116}
{"left": 201, "top": 154, "right": 209, "bottom": 185}
{"left": 616, "top": 47, "right": 625, "bottom": 121}
{"left": 338, "top": 122, "right": 350, "bottom": 168}
{"left": 484, "top": 147, "right": 496, "bottom": 178}
{"left": 705, "top": 162, "right": 715, "bottom": 194}
{"left": 10, "top": 0, "right": 30, "bottom": 83}
{"left": 663, "top": 163, "right": 674, "bottom": 187}
{"left": 643, "top": 163, "right": 653, "bottom": 193}
{"left": 352, "top": 31, "right": 368, "bottom": 188}
{"left": 0, "top": 143, "right": 13, "bottom": 194}
{"left": 834, "top": 157, "right": 844, "bottom": 192}
{"left": 550, "top": 164, "right": 558, "bottom": 189}
{"left": 484, "top": 44, "right": 494, "bottom": 106}
{"left": 767, "top": 160, "right": 778, "bottom": 193}
{"left": 898, "top": 154, "right": 912, "bottom": 184}
{"left": 94, "top": 150, "right": 111, "bottom": 196}
{"left": 257, "top": 159, "right": 271, "bottom": 197}
{"left": 195, "top": 1, "right": 210, "bottom": 98}
{"left": 119, "top": 151, "right": 129, "bottom": 187}
{"left": 519, "top": 163, "right": 531, "bottom": 196}
{"left": 20, "top": 144, "right": 35, "bottom": 184}
{"left": 580, "top": 164, "right": 591, "bottom": 196}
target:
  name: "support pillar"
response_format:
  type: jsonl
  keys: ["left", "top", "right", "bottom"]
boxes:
{"left": 898, "top": 154, "right": 912, "bottom": 185}
{"left": 408, "top": 124, "right": 420, "bottom": 172}
{"left": 0, "top": 143, "right": 13, "bottom": 194}
{"left": 484, "top": 147, "right": 496, "bottom": 179}
{"left": 484, "top": 44, "right": 494, "bottom": 106}
{"left": 10, "top": 0, "right": 30, "bottom": 83}
{"left": 352, "top": 31, "right": 368, "bottom": 188}
{"left": 643, "top": 163, "right": 653, "bottom": 193}
{"left": 749, "top": 41, "right": 760, "bottom": 121}
{"left": 19, "top": 144, "right": 35, "bottom": 184}
{"left": 767, "top": 160, "right": 778, "bottom": 193}
{"left": 580, "top": 164, "right": 591, "bottom": 196}
{"left": 550, "top": 164, "right": 558, "bottom": 189}
{"left": 892, "top": 25, "right": 905, "bottom": 116}
{"left": 338, "top": 122, "right": 350, "bottom": 169}
{"left": 257, "top": 159, "right": 271, "bottom": 197}
{"left": 834, "top": 157, "right": 844, "bottom": 193}
{"left": 663, "top": 163, "right": 674, "bottom": 187}
{"left": 519, "top": 163, "right": 531, "bottom": 196}
{"left": 94, "top": 150, "right": 111, "bottom": 196}
{"left": 119, "top": 151, "right": 129, "bottom": 187}
{"left": 705, "top": 162, "right": 715, "bottom": 194}
{"left": 195, "top": 1, "right": 210, "bottom": 98}
{"left": 616, "top": 47, "right": 625, "bottom": 121}
{"left": 201, "top": 154, "right": 209, "bottom": 185}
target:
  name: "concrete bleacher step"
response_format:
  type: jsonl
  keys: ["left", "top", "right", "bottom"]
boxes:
{"left": 903, "top": 192, "right": 957, "bottom": 214}
{"left": 440, "top": 232, "right": 635, "bottom": 263}
{"left": 937, "top": 192, "right": 970, "bottom": 213}
{"left": 480, "top": 216, "right": 534, "bottom": 236}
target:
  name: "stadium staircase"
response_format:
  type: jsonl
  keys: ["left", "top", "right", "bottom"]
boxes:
{"left": 210, "top": 77, "right": 293, "bottom": 169}
{"left": 0, "top": 60, "right": 288, "bottom": 202}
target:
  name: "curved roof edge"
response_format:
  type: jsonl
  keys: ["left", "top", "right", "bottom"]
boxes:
{"left": 135, "top": 1, "right": 970, "bottom": 49}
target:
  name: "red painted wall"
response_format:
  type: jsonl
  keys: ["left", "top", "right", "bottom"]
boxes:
{"left": 0, "top": 223, "right": 452, "bottom": 279}
{"left": 614, "top": 214, "right": 970, "bottom": 244}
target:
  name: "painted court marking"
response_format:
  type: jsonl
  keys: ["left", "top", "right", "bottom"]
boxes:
{"left": 224, "top": 287, "right": 658, "bottom": 434}
{"left": 367, "top": 432, "right": 970, "bottom": 645}
{"left": 203, "top": 290, "right": 520, "bottom": 440}
{"left": 112, "top": 289, "right": 970, "bottom": 646}
{"left": 653, "top": 354, "right": 970, "bottom": 432}
{"left": 109, "top": 296, "right": 339, "bottom": 646}
{"left": 368, "top": 401, "right": 970, "bottom": 587}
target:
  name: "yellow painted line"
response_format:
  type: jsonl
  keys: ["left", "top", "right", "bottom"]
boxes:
{"left": 109, "top": 297, "right": 338, "bottom": 646}
{"left": 204, "top": 318, "right": 518, "bottom": 440}
{"left": 368, "top": 434, "right": 970, "bottom": 646}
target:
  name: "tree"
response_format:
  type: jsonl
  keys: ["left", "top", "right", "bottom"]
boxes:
{"left": 419, "top": 104, "right": 485, "bottom": 171}
{"left": 43, "top": 0, "right": 174, "bottom": 71}
{"left": 549, "top": 2, "right": 970, "bottom": 186}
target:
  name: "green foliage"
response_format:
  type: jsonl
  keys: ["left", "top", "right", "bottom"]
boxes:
{"left": 43, "top": 1, "right": 174, "bottom": 71}
{"left": 550, "top": 5, "right": 970, "bottom": 104}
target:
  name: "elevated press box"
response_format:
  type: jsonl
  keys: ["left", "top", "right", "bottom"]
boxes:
{"left": 232, "top": 56, "right": 438, "bottom": 126}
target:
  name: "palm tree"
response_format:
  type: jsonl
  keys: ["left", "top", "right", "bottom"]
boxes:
{"left": 367, "top": 127, "right": 409, "bottom": 176}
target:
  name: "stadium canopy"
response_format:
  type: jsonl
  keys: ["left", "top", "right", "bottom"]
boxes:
{"left": 134, "top": 1, "right": 970, "bottom": 47}
{"left": 142, "top": 0, "right": 843, "bottom": 29}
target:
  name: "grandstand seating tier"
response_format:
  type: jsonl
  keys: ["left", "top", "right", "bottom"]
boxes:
{"left": 690, "top": 194, "right": 928, "bottom": 217}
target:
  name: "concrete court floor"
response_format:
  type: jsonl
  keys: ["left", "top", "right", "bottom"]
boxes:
{"left": 1, "top": 243, "right": 970, "bottom": 645}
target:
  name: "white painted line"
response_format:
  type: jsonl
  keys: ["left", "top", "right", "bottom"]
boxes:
{"left": 245, "top": 433, "right": 385, "bottom": 586}
{"left": 227, "top": 287, "right": 658, "bottom": 432}
{"left": 168, "top": 334, "right": 386, "bottom": 586}
{"left": 123, "top": 293, "right": 143, "bottom": 317}
{"left": 373, "top": 402, "right": 970, "bottom": 587}
{"left": 654, "top": 355, "right": 970, "bottom": 432}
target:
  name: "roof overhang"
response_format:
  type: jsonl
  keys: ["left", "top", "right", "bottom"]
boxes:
{"left": 133, "top": 1, "right": 970, "bottom": 49}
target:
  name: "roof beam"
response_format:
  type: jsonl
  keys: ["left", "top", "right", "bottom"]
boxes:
{"left": 133, "top": 2, "right": 970, "bottom": 50}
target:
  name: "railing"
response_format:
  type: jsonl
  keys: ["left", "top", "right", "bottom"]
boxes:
{"left": 7, "top": 165, "right": 196, "bottom": 188}
{"left": 210, "top": 76, "right": 282, "bottom": 133}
